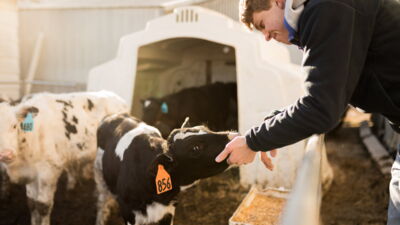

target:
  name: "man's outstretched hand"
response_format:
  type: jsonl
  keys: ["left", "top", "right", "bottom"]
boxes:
{"left": 215, "top": 135, "right": 277, "bottom": 170}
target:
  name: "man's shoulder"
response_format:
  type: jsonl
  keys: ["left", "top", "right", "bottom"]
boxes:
{"left": 304, "top": 0, "right": 379, "bottom": 14}
{"left": 305, "top": 0, "right": 354, "bottom": 11}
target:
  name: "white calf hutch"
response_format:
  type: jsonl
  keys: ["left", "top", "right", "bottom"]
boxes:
{"left": 88, "top": 6, "right": 307, "bottom": 189}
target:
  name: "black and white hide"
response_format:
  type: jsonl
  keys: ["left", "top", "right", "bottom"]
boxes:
{"left": 95, "top": 113, "right": 238, "bottom": 225}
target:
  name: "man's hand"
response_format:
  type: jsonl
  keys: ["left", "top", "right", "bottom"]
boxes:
{"left": 260, "top": 150, "right": 277, "bottom": 171}
{"left": 215, "top": 136, "right": 256, "bottom": 165}
{"left": 215, "top": 136, "right": 277, "bottom": 171}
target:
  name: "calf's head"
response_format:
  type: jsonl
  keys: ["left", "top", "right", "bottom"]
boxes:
{"left": 154, "top": 125, "right": 238, "bottom": 186}
{"left": 141, "top": 98, "right": 178, "bottom": 138}
{"left": 141, "top": 98, "right": 162, "bottom": 125}
{"left": 0, "top": 103, "right": 38, "bottom": 163}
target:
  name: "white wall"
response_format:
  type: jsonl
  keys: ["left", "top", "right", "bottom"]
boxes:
{"left": 198, "top": 0, "right": 239, "bottom": 20}
{"left": 17, "top": 0, "right": 243, "bottom": 90}
{"left": 18, "top": 0, "right": 302, "bottom": 90}
{"left": 0, "top": 0, "right": 20, "bottom": 98}
{"left": 19, "top": 7, "right": 160, "bottom": 86}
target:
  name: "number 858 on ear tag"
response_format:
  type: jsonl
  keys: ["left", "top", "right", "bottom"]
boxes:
{"left": 156, "top": 165, "right": 172, "bottom": 194}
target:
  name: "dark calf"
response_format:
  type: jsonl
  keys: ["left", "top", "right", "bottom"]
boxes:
{"left": 95, "top": 113, "right": 238, "bottom": 225}
{"left": 141, "top": 82, "right": 238, "bottom": 138}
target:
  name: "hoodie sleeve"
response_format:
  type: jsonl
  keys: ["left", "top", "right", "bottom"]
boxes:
{"left": 245, "top": 1, "right": 368, "bottom": 151}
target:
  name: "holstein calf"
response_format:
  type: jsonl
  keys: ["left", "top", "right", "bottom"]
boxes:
{"left": 95, "top": 113, "right": 238, "bottom": 225}
{"left": 0, "top": 91, "right": 128, "bottom": 225}
{"left": 141, "top": 82, "right": 238, "bottom": 138}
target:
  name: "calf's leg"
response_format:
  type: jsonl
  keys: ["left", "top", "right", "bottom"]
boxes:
{"left": 158, "top": 213, "right": 174, "bottom": 225}
{"left": 26, "top": 167, "right": 61, "bottom": 225}
{"left": 94, "top": 150, "right": 118, "bottom": 225}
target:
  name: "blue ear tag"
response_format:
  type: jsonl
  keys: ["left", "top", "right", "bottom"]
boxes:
{"left": 22, "top": 113, "right": 34, "bottom": 132}
{"left": 161, "top": 102, "right": 168, "bottom": 114}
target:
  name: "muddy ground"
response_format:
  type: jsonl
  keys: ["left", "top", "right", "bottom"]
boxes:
{"left": 0, "top": 127, "right": 390, "bottom": 225}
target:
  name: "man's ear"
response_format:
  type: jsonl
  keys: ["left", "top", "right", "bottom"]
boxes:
{"left": 276, "top": 0, "right": 285, "bottom": 9}
{"left": 16, "top": 106, "right": 39, "bottom": 121}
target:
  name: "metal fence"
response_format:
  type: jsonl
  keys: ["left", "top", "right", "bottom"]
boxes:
{"left": 371, "top": 113, "right": 400, "bottom": 157}
{"left": 281, "top": 135, "right": 324, "bottom": 225}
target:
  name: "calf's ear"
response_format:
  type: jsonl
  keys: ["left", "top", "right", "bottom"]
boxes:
{"left": 140, "top": 99, "right": 148, "bottom": 106}
{"left": 16, "top": 106, "right": 39, "bottom": 120}
{"left": 180, "top": 117, "right": 191, "bottom": 128}
{"left": 141, "top": 98, "right": 162, "bottom": 107}
{"left": 149, "top": 153, "right": 174, "bottom": 176}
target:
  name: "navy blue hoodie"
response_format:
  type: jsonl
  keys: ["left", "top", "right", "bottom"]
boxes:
{"left": 246, "top": 0, "right": 400, "bottom": 151}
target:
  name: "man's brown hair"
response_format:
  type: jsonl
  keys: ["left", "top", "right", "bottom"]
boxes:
{"left": 239, "top": 0, "right": 272, "bottom": 30}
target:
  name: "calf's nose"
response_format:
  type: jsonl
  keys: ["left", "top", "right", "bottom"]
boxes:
{"left": 0, "top": 149, "right": 15, "bottom": 163}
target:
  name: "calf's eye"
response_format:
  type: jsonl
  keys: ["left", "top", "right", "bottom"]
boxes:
{"left": 193, "top": 145, "right": 200, "bottom": 151}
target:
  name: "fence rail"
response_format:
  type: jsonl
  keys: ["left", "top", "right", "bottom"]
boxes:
{"left": 281, "top": 135, "right": 324, "bottom": 225}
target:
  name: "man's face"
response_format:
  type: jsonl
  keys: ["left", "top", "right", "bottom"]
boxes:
{"left": 252, "top": 0, "right": 291, "bottom": 45}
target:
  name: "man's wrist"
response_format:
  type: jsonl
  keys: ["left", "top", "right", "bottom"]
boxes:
{"left": 245, "top": 131, "right": 259, "bottom": 152}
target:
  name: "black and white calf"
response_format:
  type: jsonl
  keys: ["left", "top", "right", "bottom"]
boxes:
{"left": 95, "top": 113, "right": 238, "bottom": 225}
{"left": 141, "top": 82, "right": 238, "bottom": 138}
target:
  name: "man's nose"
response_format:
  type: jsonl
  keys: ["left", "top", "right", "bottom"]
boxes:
{"left": 263, "top": 30, "right": 272, "bottom": 41}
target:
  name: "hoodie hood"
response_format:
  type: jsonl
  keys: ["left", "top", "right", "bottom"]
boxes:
{"left": 284, "top": 0, "right": 307, "bottom": 42}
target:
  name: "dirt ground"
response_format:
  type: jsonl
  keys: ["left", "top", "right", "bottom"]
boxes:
{"left": 0, "top": 126, "right": 391, "bottom": 225}
{"left": 320, "top": 127, "right": 390, "bottom": 225}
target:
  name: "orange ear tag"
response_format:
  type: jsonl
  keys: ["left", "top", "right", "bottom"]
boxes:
{"left": 155, "top": 165, "right": 173, "bottom": 194}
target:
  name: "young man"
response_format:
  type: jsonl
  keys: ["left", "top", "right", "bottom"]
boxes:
{"left": 215, "top": 0, "right": 400, "bottom": 223}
